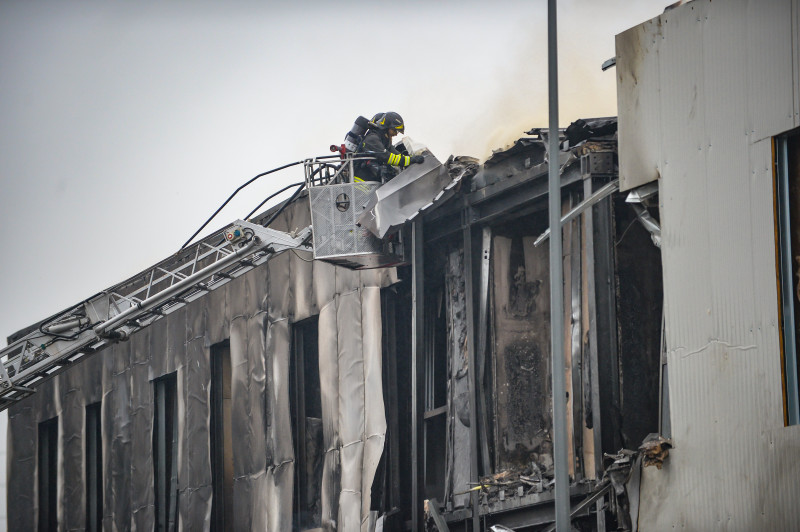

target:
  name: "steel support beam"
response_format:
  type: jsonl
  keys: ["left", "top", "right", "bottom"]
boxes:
{"left": 462, "top": 209, "right": 481, "bottom": 532}
{"left": 476, "top": 226, "right": 493, "bottom": 475}
{"left": 584, "top": 177, "right": 607, "bottom": 531}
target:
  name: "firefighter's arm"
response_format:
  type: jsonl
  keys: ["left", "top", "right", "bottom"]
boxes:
{"left": 385, "top": 150, "right": 425, "bottom": 168}
{"left": 361, "top": 135, "right": 424, "bottom": 167}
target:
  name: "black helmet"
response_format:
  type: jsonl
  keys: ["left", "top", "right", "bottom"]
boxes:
{"left": 373, "top": 111, "right": 405, "bottom": 133}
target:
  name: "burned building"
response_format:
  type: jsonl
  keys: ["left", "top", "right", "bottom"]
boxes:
{"left": 5, "top": 1, "right": 800, "bottom": 530}
{"left": 5, "top": 113, "right": 667, "bottom": 531}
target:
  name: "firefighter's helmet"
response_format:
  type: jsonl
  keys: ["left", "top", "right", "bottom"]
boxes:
{"left": 372, "top": 112, "right": 405, "bottom": 133}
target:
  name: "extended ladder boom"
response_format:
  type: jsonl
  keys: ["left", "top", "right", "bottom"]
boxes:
{"left": 0, "top": 220, "right": 312, "bottom": 411}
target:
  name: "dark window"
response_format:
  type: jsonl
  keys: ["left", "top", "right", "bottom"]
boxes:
{"left": 210, "top": 343, "right": 233, "bottom": 531}
{"left": 290, "top": 317, "right": 323, "bottom": 531}
{"left": 154, "top": 373, "right": 178, "bottom": 531}
{"left": 372, "top": 285, "right": 413, "bottom": 528}
{"left": 611, "top": 191, "right": 664, "bottom": 449}
{"left": 86, "top": 403, "right": 103, "bottom": 532}
{"left": 38, "top": 417, "right": 58, "bottom": 532}
{"left": 423, "top": 279, "right": 448, "bottom": 500}
{"left": 776, "top": 131, "right": 800, "bottom": 425}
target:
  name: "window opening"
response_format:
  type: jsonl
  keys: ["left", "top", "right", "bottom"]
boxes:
{"left": 290, "top": 316, "right": 323, "bottom": 531}
{"left": 423, "top": 277, "right": 448, "bottom": 501}
{"left": 211, "top": 342, "right": 233, "bottom": 531}
{"left": 86, "top": 402, "right": 103, "bottom": 532}
{"left": 374, "top": 285, "right": 413, "bottom": 527}
{"left": 776, "top": 132, "right": 800, "bottom": 425}
{"left": 38, "top": 417, "right": 58, "bottom": 532}
{"left": 154, "top": 373, "right": 178, "bottom": 532}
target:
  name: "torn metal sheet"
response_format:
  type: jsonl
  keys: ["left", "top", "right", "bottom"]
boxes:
{"left": 534, "top": 179, "right": 619, "bottom": 246}
{"left": 357, "top": 155, "right": 479, "bottom": 239}
{"left": 629, "top": 203, "right": 662, "bottom": 248}
{"left": 624, "top": 182, "right": 659, "bottom": 204}
{"left": 604, "top": 449, "right": 639, "bottom": 531}
{"left": 563, "top": 117, "right": 618, "bottom": 149}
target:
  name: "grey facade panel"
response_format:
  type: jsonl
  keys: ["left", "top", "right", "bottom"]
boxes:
{"left": 616, "top": 16, "right": 663, "bottom": 192}
{"left": 7, "top": 198, "right": 395, "bottom": 531}
{"left": 617, "top": 0, "right": 800, "bottom": 529}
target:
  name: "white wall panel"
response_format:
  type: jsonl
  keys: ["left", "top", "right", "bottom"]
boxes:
{"left": 617, "top": 0, "right": 800, "bottom": 529}
{"left": 616, "top": 17, "right": 664, "bottom": 191}
{"left": 745, "top": 0, "right": 796, "bottom": 141}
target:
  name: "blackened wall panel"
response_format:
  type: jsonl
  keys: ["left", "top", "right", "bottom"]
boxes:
{"left": 182, "top": 336, "right": 213, "bottom": 529}
{"left": 491, "top": 225, "right": 552, "bottom": 472}
{"left": 104, "top": 341, "right": 132, "bottom": 531}
{"left": 445, "top": 249, "right": 471, "bottom": 509}
{"left": 132, "top": 327, "right": 156, "bottom": 531}
{"left": 61, "top": 350, "right": 88, "bottom": 531}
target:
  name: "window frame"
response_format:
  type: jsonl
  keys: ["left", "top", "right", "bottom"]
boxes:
{"left": 775, "top": 132, "right": 800, "bottom": 425}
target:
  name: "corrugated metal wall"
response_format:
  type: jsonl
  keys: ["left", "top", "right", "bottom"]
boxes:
{"left": 7, "top": 198, "right": 396, "bottom": 531}
{"left": 617, "top": 0, "right": 800, "bottom": 529}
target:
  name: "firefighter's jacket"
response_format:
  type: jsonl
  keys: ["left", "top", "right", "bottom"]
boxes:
{"left": 354, "top": 130, "right": 413, "bottom": 182}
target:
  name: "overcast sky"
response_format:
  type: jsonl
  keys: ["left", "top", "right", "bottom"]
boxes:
{"left": 0, "top": 0, "right": 669, "bottom": 342}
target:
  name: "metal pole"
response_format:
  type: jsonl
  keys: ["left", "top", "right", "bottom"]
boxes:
{"left": 411, "top": 220, "right": 426, "bottom": 531}
{"left": 548, "top": 0, "right": 570, "bottom": 530}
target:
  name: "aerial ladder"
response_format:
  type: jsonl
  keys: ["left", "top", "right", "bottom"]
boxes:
{"left": 0, "top": 219, "right": 314, "bottom": 411}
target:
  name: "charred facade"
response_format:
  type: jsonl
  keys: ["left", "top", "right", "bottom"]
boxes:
{"left": 5, "top": 117, "right": 670, "bottom": 531}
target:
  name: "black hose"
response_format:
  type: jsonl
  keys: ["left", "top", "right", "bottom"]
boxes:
{"left": 244, "top": 181, "right": 304, "bottom": 221}
{"left": 180, "top": 160, "right": 304, "bottom": 249}
{"left": 262, "top": 182, "right": 307, "bottom": 229}
{"left": 180, "top": 154, "right": 358, "bottom": 249}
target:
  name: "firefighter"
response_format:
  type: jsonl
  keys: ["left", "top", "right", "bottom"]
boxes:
{"left": 354, "top": 112, "right": 425, "bottom": 182}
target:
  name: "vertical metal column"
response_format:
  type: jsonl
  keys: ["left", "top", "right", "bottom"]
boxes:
{"left": 462, "top": 213, "right": 481, "bottom": 532}
{"left": 584, "top": 177, "right": 606, "bottom": 531}
{"left": 548, "top": 0, "right": 570, "bottom": 530}
{"left": 476, "top": 226, "right": 493, "bottom": 475}
{"left": 411, "top": 220, "right": 426, "bottom": 531}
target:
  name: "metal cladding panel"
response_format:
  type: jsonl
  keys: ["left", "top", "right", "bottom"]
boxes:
{"left": 6, "top": 197, "right": 396, "bottom": 531}
{"left": 618, "top": 0, "right": 800, "bottom": 529}
{"left": 657, "top": 1, "right": 714, "bottom": 352}
{"left": 616, "top": 16, "right": 663, "bottom": 192}
{"left": 444, "top": 250, "right": 471, "bottom": 509}
{"left": 130, "top": 328, "right": 156, "bottom": 532}
{"left": 745, "top": 0, "right": 796, "bottom": 141}
{"left": 318, "top": 300, "right": 341, "bottom": 530}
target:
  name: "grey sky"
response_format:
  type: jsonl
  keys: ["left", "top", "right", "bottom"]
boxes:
{"left": 0, "top": 0, "right": 668, "bottom": 341}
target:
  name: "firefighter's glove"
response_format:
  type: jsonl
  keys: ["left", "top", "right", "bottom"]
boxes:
{"left": 410, "top": 155, "right": 425, "bottom": 164}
